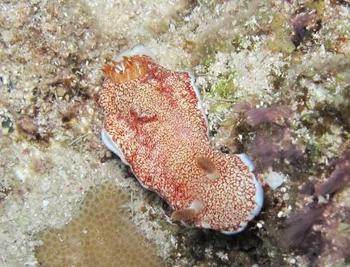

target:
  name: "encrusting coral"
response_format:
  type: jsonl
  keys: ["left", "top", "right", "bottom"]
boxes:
{"left": 35, "top": 182, "right": 164, "bottom": 267}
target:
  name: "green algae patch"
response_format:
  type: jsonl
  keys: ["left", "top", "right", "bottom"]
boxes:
{"left": 211, "top": 72, "right": 236, "bottom": 99}
{"left": 34, "top": 183, "right": 165, "bottom": 267}
{"left": 305, "top": 0, "right": 325, "bottom": 16}
{"left": 206, "top": 72, "right": 237, "bottom": 113}
{"left": 266, "top": 14, "right": 295, "bottom": 54}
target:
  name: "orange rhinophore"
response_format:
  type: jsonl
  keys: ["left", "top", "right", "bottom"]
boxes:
{"left": 102, "top": 56, "right": 149, "bottom": 84}
{"left": 99, "top": 45, "right": 264, "bottom": 234}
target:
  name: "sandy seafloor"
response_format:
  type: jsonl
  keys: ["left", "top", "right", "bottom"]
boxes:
{"left": 0, "top": 0, "right": 350, "bottom": 266}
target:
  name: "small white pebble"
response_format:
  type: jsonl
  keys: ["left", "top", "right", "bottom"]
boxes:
{"left": 216, "top": 251, "right": 229, "bottom": 261}
{"left": 290, "top": 258, "right": 296, "bottom": 264}
{"left": 265, "top": 171, "right": 286, "bottom": 190}
{"left": 277, "top": 211, "right": 285, "bottom": 218}
{"left": 42, "top": 200, "right": 49, "bottom": 209}
{"left": 41, "top": 180, "right": 51, "bottom": 192}
{"left": 2, "top": 30, "right": 14, "bottom": 43}
{"left": 283, "top": 193, "right": 289, "bottom": 201}
{"left": 318, "top": 195, "right": 329, "bottom": 204}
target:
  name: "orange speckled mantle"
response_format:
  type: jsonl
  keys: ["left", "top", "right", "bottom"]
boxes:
{"left": 99, "top": 46, "right": 263, "bottom": 234}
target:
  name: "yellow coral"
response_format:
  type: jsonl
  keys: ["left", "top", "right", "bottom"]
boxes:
{"left": 35, "top": 183, "right": 164, "bottom": 267}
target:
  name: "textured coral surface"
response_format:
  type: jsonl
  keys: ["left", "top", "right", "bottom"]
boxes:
{"left": 35, "top": 183, "right": 164, "bottom": 267}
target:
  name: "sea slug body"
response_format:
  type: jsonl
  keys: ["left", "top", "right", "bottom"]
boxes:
{"left": 99, "top": 45, "right": 263, "bottom": 234}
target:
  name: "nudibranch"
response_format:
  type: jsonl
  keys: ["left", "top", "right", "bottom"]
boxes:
{"left": 99, "top": 45, "right": 263, "bottom": 234}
